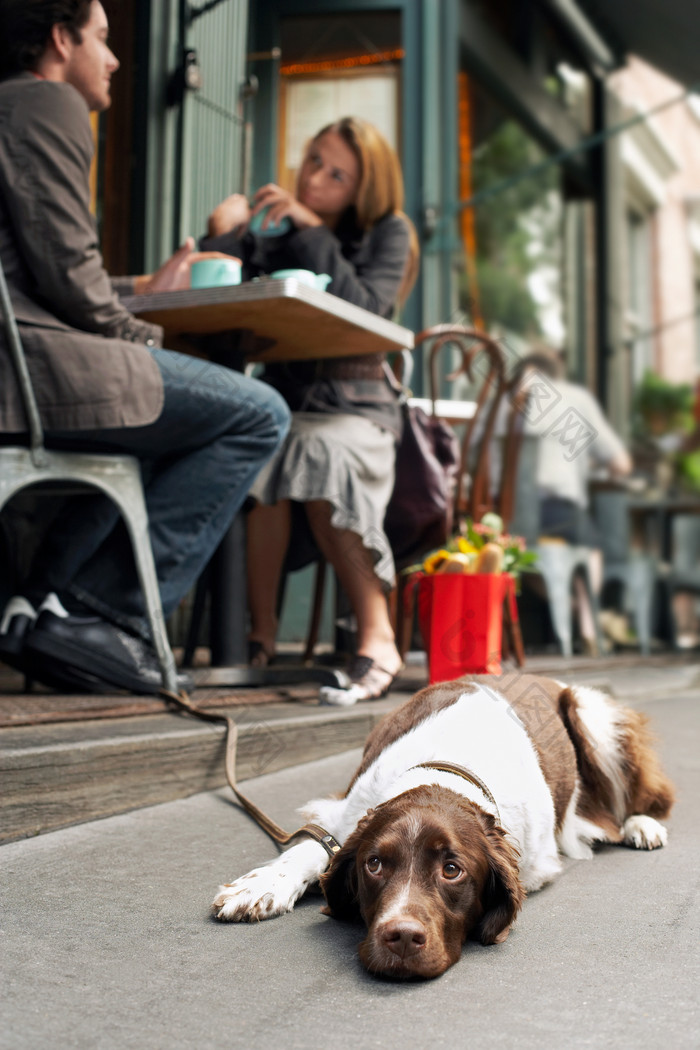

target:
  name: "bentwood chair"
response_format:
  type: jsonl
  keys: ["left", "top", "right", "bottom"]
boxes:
{"left": 0, "top": 255, "right": 179, "bottom": 694}
{"left": 389, "top": 325, "right": 525, "bottom": 663}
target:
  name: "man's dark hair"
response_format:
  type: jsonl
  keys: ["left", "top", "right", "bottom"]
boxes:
{"left": 0, "top": 0, "right": 93, "bottom": 79}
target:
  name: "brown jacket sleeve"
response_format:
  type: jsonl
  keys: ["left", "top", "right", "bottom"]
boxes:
{"left": 5, "top": 81, "right": 161, "bottom": 346}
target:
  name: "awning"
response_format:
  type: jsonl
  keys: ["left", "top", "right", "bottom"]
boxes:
{"left": 577, "top": 0, "right": 700, "bottom": 89}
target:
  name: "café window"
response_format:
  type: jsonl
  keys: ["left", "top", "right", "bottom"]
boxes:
{"left": 626, "top": 207, "right": 655, "bottom": 383}
{"left": 454, "top": 73, "right": 565, "bottom": 352}
{"left": 277, "top": 12, "right": 402, "bottom": 189}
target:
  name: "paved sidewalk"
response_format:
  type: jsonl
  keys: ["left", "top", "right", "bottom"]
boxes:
{"left": 1, "top": 667, "right": 698, "bottom": 1050}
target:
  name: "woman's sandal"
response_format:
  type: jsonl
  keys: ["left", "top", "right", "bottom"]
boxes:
{"left": 247, "top": 640, "right": 276, "bottom": 668}
{"left": 319, "top": 654, "right": 401, "bottom": 707}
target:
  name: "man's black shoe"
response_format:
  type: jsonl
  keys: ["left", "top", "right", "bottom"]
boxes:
{"left": 1, "top": 629, "right": 113, "bottom": 695}
{"left": 1, "top": 596, "right": 123, "bottom": 693}
{"left": 26, "top": 611, "right": 191, "bottom": 696}
{"left": 27, "top": 654, "right": 119, "bottom": 695}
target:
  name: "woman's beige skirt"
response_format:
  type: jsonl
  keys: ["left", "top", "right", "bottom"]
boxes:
{"left": 250, "top": 412, "right": 397, "bottom": 590}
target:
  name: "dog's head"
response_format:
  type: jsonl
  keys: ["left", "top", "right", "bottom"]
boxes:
{"left": 320, "top": 785, "right": 523, "bottom": 979}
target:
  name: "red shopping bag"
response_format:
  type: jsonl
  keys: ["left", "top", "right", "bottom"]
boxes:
{"left": 415, "top": 573, "right": 516, "bottom": 683}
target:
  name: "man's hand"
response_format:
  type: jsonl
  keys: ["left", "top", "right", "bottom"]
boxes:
{"left": 133, "top": 238, "right": 240, "bottom": 294}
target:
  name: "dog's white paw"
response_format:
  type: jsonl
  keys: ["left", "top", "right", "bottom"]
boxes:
{"left": 623, "top": 815, "right": 668, "bottom": 850}
{"left": 212, "top": 866, "right": 303, "bottom": 922}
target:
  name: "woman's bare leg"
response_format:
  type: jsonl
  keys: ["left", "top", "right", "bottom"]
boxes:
{"left": 305, "top": 500, "right": 401, "bottom": 677}
{"left": 246, "top": 500, "right": 291, "bottom": 660}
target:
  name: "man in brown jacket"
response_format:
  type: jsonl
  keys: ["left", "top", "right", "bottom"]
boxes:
{"left": 0, "top": 0, "right": 290, "bottom": 692}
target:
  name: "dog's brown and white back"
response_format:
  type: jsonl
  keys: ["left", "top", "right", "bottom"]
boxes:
{"left": 213, "top": 674, "right": 674, "bottom": 979}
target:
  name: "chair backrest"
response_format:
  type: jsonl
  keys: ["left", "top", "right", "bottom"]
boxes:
{"left": 412, "top": 324, "right": 524, "bottom": 528}
{"left": 0, "top": 254, "right": 45, "bottom": 462}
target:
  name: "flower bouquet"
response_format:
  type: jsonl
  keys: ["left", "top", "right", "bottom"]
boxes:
{"left": 403, "top": 513, "right": 536, "bottom": 682}
{"left": 415, "top": 512, "right": 537, "bottom": 582}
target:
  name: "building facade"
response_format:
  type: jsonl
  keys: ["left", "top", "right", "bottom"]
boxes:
{"left": 611, "top": 58, "right": 700, "bottom": 388}
{"left": 98, "top": 0, "right": 699, "bottom": 440}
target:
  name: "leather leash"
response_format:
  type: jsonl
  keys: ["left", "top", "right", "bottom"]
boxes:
{"left": 162, "top": 691, "right": 501, "bottom": 856}
{"left": 161, "top": 689, "right": 341, "bottom": 858}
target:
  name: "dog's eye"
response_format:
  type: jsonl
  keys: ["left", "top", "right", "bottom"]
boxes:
{"left": 365, "top": 856, "right": 382, "bottom": 875}
{"left": 442, "top": 862, "right": 462, "bottom": 880}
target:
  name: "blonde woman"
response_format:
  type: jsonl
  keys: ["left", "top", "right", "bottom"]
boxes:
{"left": 203, "top": 117, "right": 419, "bottom": 704}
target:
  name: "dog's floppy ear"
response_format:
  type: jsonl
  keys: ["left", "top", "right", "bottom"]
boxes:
{"left": 320, "top": 841, "right": 361, "bottom": 921}
{"left": 319, "top": 812, "right": 376, "bottom": 922}
{"left": 473, "top": 816, "right": 524, "bottom": 945}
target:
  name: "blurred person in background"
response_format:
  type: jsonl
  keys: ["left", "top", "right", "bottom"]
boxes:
{"left": 490, "top": 347, "right": 632, "bottom": 652}
{"left": 509, "top": 348, "right": 632, "bottom": 543}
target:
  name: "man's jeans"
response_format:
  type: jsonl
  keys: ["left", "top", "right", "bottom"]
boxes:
{"left": 28, "top": 349, "right": 290, "bottom": 638}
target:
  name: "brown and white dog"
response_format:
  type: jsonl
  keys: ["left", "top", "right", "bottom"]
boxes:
{"left": 213, "top": 674, "right": 674, "bottom": 979}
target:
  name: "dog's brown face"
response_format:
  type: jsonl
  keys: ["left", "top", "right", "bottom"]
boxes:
{"left": 320, "top": 786, "right": 523, "bottom": 979}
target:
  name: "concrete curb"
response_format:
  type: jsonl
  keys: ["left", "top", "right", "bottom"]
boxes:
{"left": 1, "top": 655, "right": 697, "bottom": 845}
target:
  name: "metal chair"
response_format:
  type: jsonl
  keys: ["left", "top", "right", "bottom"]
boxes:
{"left": 664, "top": 513, "right": 700, "bottom": 649}
{"left": 590, "top": 486, "right": 656, "bottom": 654}
{"left": 508, "top": 428, "right": 603, "bottom": 658}
{"left": 0, "top": 255, "right": 179, "bottom": 694}
{"left": 525, "top": 542, "right": 602, "bottom": 657}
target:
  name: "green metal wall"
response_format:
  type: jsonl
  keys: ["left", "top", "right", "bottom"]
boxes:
{"left": 139, "top": 0, "right": 248, "bottom": 269}
{"left": 177, "top": 0, "right": 249, "bottom": 243}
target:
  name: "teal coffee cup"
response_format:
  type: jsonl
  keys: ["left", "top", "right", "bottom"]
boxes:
{"left": 248, "top": 207, "right": 292, "bottom": 238}
{"left": 190, "top": 258, "right": 242, "bottom": 289}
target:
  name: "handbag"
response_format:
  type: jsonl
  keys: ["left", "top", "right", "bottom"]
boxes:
{"left": 384, "top": 399, "right": 460, "bottom": 564}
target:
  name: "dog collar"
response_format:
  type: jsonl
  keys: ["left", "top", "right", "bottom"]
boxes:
{"left": 412, "top": 761, "right": 502, "bottom": 824}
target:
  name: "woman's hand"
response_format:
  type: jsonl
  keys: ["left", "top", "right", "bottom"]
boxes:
{"left": 252, "top": 184, "right": 323, "bottom": 231}
{"left": 207, "top": 194, "right": 251, "bottom": 238}
{"left": 133, "top": 238, "right": 241, "bottom": 294}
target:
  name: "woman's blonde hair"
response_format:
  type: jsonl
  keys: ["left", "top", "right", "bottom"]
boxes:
{"left": 302, "top": 116, "right": 419, "bottom": 305}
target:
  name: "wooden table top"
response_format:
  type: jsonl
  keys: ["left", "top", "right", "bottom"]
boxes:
{"left": 122, "top": 277, "right": 414, "bottom": 362}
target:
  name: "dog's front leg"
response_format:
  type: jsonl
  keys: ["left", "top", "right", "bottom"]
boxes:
{"left": 212, "top": 840, "right": 330, "bottom": 922}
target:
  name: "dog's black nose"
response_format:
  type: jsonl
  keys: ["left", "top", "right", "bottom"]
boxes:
{"left": 381, "top": 919, "right": 427, "bottom": 957}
